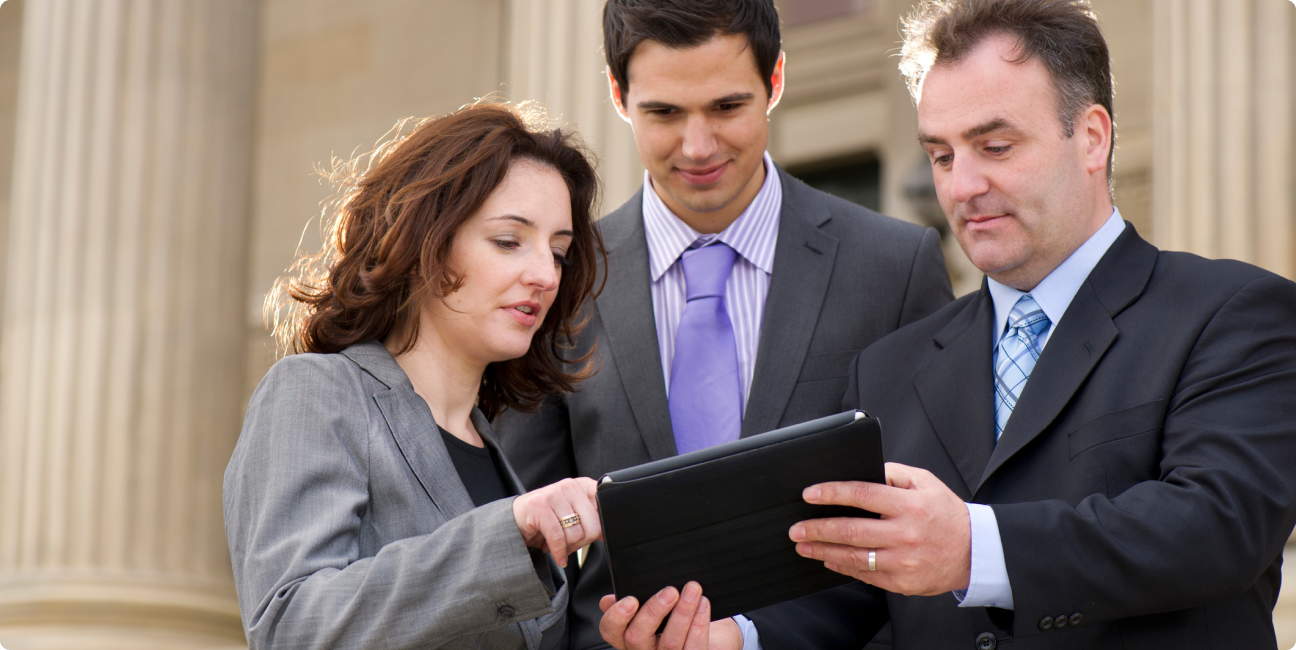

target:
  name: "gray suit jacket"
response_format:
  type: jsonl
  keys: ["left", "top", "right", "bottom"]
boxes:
{"left": 495, "top": 167, "right": 954, "bottom": 649}
{"left": 225, "top": 340, "right": 568, "bottom": 650}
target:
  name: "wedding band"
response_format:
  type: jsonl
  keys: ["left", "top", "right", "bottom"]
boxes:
{"left": 868, "top": 550, "right": 877, "bottom": 572}
{"left": 558, "top": 513, "right": 581, "bottom": 529}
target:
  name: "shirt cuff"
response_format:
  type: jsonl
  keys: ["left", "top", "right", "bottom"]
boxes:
{"left": 733, "top": 614, "right": 762, "bottom": 650}
{"left": 954, "top": 502, "right": 1014, "bottom": 609}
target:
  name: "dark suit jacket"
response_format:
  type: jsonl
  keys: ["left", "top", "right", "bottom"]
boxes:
{"left": 495, "top": 166, "right": 954, "bottom": 649}
{"left": 748, "top": 224, "right": 1296, "bottom": 649}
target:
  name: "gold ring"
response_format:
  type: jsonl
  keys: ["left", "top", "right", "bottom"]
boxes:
{"left": 868, "top": 550, "right": 876, "bottom": 571}
{"left": 559, "top": 513, "right": 581, "bottom": 529}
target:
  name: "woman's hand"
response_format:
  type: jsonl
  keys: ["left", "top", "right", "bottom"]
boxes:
{"left": 512, "top": 477, "right": 601, "bottom": 567}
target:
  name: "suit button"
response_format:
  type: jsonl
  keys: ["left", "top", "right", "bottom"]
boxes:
{"left": 975, "top": 632, "right": 997, "bottom": 650}
{"left": 1069, "top": 612, "right": 1083, "bottom": 626}
{"left": 498, "top": 605, "right": 516, "bottom": 618}
{"left": 1054, "top": 614, "right": 1068, "bottom": 628}
{"left": 1038, "top": 616, "right": 1054, "bottom": 630}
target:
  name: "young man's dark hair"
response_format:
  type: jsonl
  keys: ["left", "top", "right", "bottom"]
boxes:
{"left": 899, "top": 0, "right": 1115, "bottom": 178}
{"left": 603, "top": 0, "right": 782, "bottom": 98}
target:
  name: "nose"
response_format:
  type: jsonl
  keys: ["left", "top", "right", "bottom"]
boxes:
{"left": 680, "top": 115, "right": 718, "bottom": 162}
{"left": 522, "top": 247, "right": 560, "bottom": 293}
{"left": 945, "top": 153, "right": 991, "bottom": 205}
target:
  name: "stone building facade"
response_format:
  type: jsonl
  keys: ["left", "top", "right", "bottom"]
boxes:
{"left": 0, "top": 0, "right": 1292, "bottom": 647}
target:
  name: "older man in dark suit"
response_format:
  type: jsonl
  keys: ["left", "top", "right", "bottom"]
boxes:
{"left": 748, "top": 1, "right": 1296, "bottom": 648}
{"left": 495, "top": 1, "right": 953, "bottom": 649}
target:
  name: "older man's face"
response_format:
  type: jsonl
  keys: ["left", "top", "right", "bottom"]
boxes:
{"left": 917, "top": 32, "right": 1104, "bottom": 291}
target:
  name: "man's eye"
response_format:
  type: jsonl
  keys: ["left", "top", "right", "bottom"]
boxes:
{"left": 932, "top": 153, "right": 953, "bottom": 167}
{"left": 985, "top": 145, "right": 1012, "bottom": 155}
{"left": 716, "top": 103, "right": 741, "bottom": 112}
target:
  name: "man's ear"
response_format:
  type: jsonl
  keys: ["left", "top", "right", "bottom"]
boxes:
{"left": 607, "top": 67, "right": 631, "bottom": 124}
{"left": 1080, "top": 103, "right": 1112, "bottom": 175}
{"left": 767, "top": 51, "right": 786, "bottom": 113}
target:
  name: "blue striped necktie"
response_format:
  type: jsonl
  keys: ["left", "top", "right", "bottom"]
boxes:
{"left": 993, "top": 294, "right": 1051, "bottom": 441}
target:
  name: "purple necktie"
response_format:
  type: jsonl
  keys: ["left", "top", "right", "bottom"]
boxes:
{"left": 669, "top": 242, "right": 742, "bottom": 455}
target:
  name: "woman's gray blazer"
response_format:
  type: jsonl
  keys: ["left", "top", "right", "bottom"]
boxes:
{"left": 224, "top": 340, "right": 568, "bottom": 650}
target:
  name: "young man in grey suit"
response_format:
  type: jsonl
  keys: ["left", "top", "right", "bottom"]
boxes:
{"left": 747, "top": 1, "right": 1296, "bottom": 648}
{"left": 495, "top": 1, "right": 953, "bottom": 648}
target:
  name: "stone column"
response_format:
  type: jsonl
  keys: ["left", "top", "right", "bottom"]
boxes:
{"left": 505, "top": 0, "right": 644, "bottom": 213}
{"left": 0, "top": 0, "right": 257, "bottom": 647}
{"left": 1152, "top": 0, "right": 1296, "bottom": 278}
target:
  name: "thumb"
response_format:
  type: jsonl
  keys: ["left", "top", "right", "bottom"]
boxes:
{"left": 883, "top": 462, "right": 925, "bottom": 490}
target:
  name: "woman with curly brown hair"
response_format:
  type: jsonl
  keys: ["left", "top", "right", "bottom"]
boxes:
{"left": 223, "top": 102, "right": 607, "bottom": 650}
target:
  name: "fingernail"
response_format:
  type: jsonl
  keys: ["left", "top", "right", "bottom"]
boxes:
{"left": 804, "top": 486, "right": 821, "bottom": 502}
{"left": 789, "top": 524, "right": 805, "bottom": 542}
{"left": 796, "top": 542, "right": 812, "bottom": 557}
{"left": 824, "top": 562, "right": 837, "bottom": 572}
{"left": 658, "top": 587, "right": 677, "bottom": 605}
{"left": 682, "top": 582, "right": 700, "bottom": 602}
{"left": 619, "top": 597, "right": 636, "bottom": 614}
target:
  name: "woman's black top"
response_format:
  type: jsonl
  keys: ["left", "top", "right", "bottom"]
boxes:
{"left": 438, "top": 426, "right": 512, "bottom": 507}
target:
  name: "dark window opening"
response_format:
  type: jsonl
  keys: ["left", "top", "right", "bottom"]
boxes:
{"left": 787, "top": 153, "right": 882, "bottom": 212}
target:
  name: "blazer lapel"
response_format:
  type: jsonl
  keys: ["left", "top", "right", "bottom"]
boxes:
{"left": 593, "top": 200, "right": 677, "bottom": 461}
{"left": 742, "top": 169, "right": 838, "bottom": 437}
{"left": 913, "top": 289, "right": 997, "bottom": 498}
{"left": 977, "top": 224, "right": 1158, "bottom": 491}
{"left": 341, "top": 341, "right": 476, "bottom": 519}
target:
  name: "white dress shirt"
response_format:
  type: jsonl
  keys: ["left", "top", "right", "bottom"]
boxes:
{"left": 958, "top": 209, "right": 1127, "bottom": 609}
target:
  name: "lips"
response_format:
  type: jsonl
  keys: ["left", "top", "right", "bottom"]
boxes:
{"left": 963, "top": 213, "right": 1010, "bottom": 231}
{"left": 505, "top": 302, "right": 541, "bottom": 328}
{"left": 677, "top": 161, "right": 728, "bottom": 186}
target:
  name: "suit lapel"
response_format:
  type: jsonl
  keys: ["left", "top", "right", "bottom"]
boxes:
{"left": 913, "top": 290, "right": 997, "bottom": 498}
{"left": 593, "top": 200, "right": 678, "bottom": 461}
{"left": 977, "top": 224, "right": 1158, "bottom": 491}
{"left": 341, "top": 341, "right": 476, "bottom": 519}
{"left": 742, "top": 169, "right": 838, "bottom": 437}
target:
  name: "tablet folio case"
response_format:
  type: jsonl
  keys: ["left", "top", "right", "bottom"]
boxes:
{"left": 595, "top": 410, "right": 884, "bottom": 620}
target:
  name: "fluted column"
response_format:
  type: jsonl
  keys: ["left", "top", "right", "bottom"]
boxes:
{"left": 505, "top": 0, "right": 644, "bottom": 212}
{"left": 0, "top": 0, "right": 256, "bottom": 647}
{"left": 1152, "top": 0, "right": 1296, "bottom": 278}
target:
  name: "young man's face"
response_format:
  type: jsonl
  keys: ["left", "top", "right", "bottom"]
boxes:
{"left": 917, "top": 32, "right": 1111, "bottom": 290}
{"left": 611, "top": 33, "right": 783, "bottom": 233}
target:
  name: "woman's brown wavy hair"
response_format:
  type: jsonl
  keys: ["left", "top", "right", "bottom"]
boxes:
{"left": 266, "top": 101, "right": 605, "bottom": 419}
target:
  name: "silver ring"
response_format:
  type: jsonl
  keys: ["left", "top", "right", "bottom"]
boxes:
{"left": 868, "top": 550, "right": 876, "bottom": 572}
{"left": 558, "top": 513, "right": 581, "bottom": 529}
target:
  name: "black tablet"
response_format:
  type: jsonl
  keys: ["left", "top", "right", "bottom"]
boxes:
{"left": 595, "top": 410, "right": 885, "bottom": 620}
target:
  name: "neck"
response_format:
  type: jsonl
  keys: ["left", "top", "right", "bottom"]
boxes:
{"left": 656, "top": 160, "right": 767, "bottom": 234}
{"left": 993, "top": 194, "right": 1114, "bottom": 292}
{"left": 384, "top": 314, "right": 485, "bottom": 446}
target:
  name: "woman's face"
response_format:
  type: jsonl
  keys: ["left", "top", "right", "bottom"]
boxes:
{"left": 425, "top": 159, "right": 574, "bottom": 367}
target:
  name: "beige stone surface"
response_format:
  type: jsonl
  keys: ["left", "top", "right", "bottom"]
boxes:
{"left": 0, "top": 0, "right": 256, "bottom": 646}
{"left": 1277, "top": 544, "right": 1296, "bottom": 648}
{"left": 245, "top": 0, "right": 508, "bottom": 397}
{"left": 0, "top": 0, "right": 21, "bottom": 329}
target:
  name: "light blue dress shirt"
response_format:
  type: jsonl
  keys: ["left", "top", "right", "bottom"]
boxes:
{"left": 957, "top": 209, "right": 1126, "bottom": 609}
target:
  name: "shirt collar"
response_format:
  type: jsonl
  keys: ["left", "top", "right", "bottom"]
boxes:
{"left": 642, "top": 151, "right": 782, "bottom": 281}
{"left": 988, "top": 208, "right": 1126, "bottom": 346}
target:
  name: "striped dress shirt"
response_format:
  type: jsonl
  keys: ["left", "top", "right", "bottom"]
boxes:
{"left": 642, "top": 152, "right": 782, "bottom": 415}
